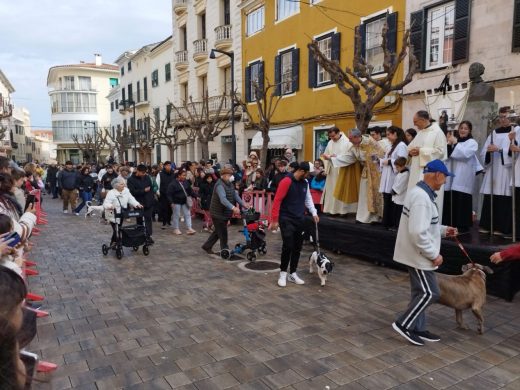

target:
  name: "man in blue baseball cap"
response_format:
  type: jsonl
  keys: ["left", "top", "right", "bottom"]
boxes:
{"left": 392, "top": 159, "right": 457, "bottom": 346}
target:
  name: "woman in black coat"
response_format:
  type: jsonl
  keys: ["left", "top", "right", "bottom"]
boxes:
{"left": 198, "top": 174, "right": 214, "bottom": 211}
{"left": 166, "top": 170, "right": 197, "bottom": 235}
{"left": 74, "top": 166, "right": 95, "bottom": 215}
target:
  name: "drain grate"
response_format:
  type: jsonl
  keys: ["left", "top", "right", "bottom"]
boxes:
{"left": 244, "top": 260, "right": 279, "bottom": 271}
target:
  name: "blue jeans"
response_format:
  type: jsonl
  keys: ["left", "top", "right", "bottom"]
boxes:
{"left": 75, "top": 191, "right": 92, "bottom": 213}
{"left": 172, "top": 204, "right": 192, "bottom": 230}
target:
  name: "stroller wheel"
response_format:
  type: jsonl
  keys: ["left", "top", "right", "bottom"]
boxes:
{"left": 102, "top": 244, "right": 109, "bottom": 256}
{"left": 116, "top": 248, "right": 123, "bottom": 259}
{"left": 132, "top": 246, "right": 139, "bottom": 252}
{"left": 143, "top": 245, "right": 150, "bottom": 256}
{"left": 246, "top": 252, "right": 257, "bottom": 262}
{"left": 220, "top": 249, "right": 230, "bottom": 260}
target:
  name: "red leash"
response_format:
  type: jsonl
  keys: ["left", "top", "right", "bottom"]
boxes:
{"left": 452, "top": 235, "right": 476, "bottom": 265}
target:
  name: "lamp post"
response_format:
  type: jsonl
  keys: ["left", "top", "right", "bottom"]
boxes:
{"left": 119, "top": 100, "right": 137, "bottom": 163}
{"left": 83, "top": 121, "right": 97, "bottom": 164}
{"left": 209, "top": 48, "right": 236, "bottom": 164}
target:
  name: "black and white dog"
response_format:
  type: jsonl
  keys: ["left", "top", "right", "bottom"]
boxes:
{"left": 309, "top": 250, "right": 334, "bottom": 287}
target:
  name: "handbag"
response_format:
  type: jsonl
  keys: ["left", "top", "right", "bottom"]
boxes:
{"left": 179, "top": 181, "right": 193, "bottom": 208}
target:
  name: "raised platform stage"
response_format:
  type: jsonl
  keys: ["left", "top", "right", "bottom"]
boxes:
{"left": 318, "top": 215, "right": 520, "bottom": 302}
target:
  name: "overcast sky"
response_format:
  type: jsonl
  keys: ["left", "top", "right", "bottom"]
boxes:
{"left": 0, "top": 0, "right": 172, "bottom": 129}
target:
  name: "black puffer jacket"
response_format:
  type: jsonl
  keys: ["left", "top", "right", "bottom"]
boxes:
{"left": 127, "top": 174, "right": 154, "bottom": 208}
{"left": 76, "top": 173, "right": 94, "bottom": 192}
{"left": 166, "top": 179, "right": 197, "bottom": 205}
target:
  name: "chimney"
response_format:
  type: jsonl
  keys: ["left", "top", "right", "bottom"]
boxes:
{"left": 94, "top": 53, "right": 102, "bottom": 66}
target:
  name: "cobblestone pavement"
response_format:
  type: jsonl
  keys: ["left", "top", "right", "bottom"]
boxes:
{"left": 29, "top": 197, "right": 520, "bottom": 390}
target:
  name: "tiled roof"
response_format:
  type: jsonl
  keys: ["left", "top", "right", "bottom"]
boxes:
{"left": 50, "top": 63, "right": 118, "bottom": 71}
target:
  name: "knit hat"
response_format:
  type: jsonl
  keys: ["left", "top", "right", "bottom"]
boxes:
{"left": 220, "top": 168, "right": 233, "bottom": 175}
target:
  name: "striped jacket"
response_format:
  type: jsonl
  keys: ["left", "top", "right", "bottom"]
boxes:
{"left": 393, "top": 181, "right": 447, "bottom": 270}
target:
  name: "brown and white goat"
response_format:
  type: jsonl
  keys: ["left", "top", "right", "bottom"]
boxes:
{"left": 437, "top": 263, "right": 493, "bottom": 334}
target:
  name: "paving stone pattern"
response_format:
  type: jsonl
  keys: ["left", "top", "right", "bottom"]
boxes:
{"left": 29, "top": 198, "right": 520, "bottom": 389}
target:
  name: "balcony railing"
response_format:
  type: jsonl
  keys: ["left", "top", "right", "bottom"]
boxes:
{"left": 175, "top": 50, "right": 189, "bottom": 70}
{"left": 214, "top": 25, "right": 232, "bottom": 50}
{"left": 173, "top": 0, "right": 187, "bottom": 15}
{"left": 193, "top": 39, "right": 208, "bottom": 61}
{"left": 171, "top": 95, "right": 235, "bottom": 124}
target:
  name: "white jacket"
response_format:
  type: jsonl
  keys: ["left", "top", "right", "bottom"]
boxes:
{"left": 103, "top": 188, "right": 140, "bottom": 223}
{"left": 394, "top": 182, "right": 447, "bottom": 270}
{"left": 445, "top": 138, "right": 479, "bottom": 194}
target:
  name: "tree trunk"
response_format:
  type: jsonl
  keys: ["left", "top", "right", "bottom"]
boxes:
{"left": 168, "top": 145, "right": 174, "bottom": 161}
{"left": 199, "top": 139, "right": 209, "bottom": 160}
{"left": 260, "top": 127, "right": 270, "bottom": 168}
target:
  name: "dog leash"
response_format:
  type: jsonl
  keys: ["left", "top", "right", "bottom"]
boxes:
{"left": 452, "top": 234, "right": 476, "bottom": 266}
{"left": 314, "top": 222, "right": 321, "bottom": 254}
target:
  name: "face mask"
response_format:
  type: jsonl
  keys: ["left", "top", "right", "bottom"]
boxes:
{"left": 229, "top": 175, "right": 235, "bottom": 183}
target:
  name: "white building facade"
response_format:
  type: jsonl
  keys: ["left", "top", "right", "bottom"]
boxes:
{"left": 403, "top": 0, "right": 520, "bottom": 129}
{"left": 113, "top": 37, "right": 175, "bottom": 164}
{"left": 172, "top": 0, "right": 250, "bottom": 164}
{"left": 0, "top": 69, "right": 15, "bottom": 159}
{"left": 47, "top": 55, "right": 119, "bottom": 164}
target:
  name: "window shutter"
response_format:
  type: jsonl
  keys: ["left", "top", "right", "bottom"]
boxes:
{"left": 331, "top": 32, "right": 341, "bottom": 62}
{"left": 512, "top": 0, "right": 520, "bottom": 52}
{"left": 245, "top": 65, "right": 251, "bottom": 102}
{"left": 292, "top": 48, "right": 300, "bottom": 93}
{"left": 308, "top": 47, "right": 317, "bottom": 88}
{"left": 274, "top": 54, "right": 281, "bottom": 96}
{"left": 410, "top": 10, "right": 425, "bottom": 71}
{"left": 453, "top": 0, "right": 471, "bottom": 65}
{"left": 386, "top": 12, "right": 398, "bottom": 64}
{"left": 258, "top": 61, "right": 265, "bottom": 96}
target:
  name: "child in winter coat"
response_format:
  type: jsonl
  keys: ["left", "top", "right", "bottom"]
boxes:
{"left": 391, "top": 157, "right": 409, "bottom": 229}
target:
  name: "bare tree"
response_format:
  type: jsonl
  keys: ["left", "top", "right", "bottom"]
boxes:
{"left": 308, "top": 23, "right": 417, "bottom": 133}
{"left": 170, "top": 93, "right": 233, "bottom": 160}
{"left": 71, "top": 127, "right": 109, "bottom": 163}
{"left": 235, "top": 79, "right": 283, "bottom": 167}
{"left": 106, "top": 125, "right": 132, "bottom": 163}
{"left": 149, "top": 114, "right": 194, "bottom": 161}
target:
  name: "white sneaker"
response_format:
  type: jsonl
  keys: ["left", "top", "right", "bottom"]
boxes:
{"left": 278, "top": 271, "right": 287, "bottom": 287}
{"left": 75, "top": 212, "right": 80, "bottom": 216}
{"left": 288, "top": 272, "right": 305, "bottom": 285}
{"left": 63, "top": 210, "right": 68, "bottom": 214}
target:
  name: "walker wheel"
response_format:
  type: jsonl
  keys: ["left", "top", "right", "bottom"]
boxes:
{"left": 143, "top": 245, "right": 149, "bottom": 256}
{"left": 116, "top": 248, "right": 123, "bottom": 259}
{"left": 102, "top": 244, "right": 108, "bottom": 256}
{"left": 133, "top": 246, "right": 139, "bottom": 251}
{"left": 235, "top": 243, "right": 242, "bottom": 250}
{"left": 246, "top": 252, "right": 257, "bottom": 262}
{"left": 220, "top": 249, "right": 230, "bottom": 260}
{"left": 259, "top": 245, "right": 267, "bottom": 255}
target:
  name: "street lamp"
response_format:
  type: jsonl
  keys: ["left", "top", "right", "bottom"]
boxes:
{"left": 83, "top": 121, "right": 97, "bottom": 164}
{"left": 209, "top": 48, "right": 236, "bottom": 164}
{"left": 119, "top": 100, "right": 137, "bottom": 163}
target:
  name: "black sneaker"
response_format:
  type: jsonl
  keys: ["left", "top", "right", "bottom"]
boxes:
{"left": 392, "top": 322, "right": 424, "bottom": 346}
{"left": 414, "top": 330, "right": 440, "bottom": 342}
{"left": 146, "top": 237, "right": 155, "bottom": 245}
{"left": 201, "top": 246, "right": 214, "bottom": 255}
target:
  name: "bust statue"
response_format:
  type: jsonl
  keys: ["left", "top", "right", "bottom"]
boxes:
{"left": 468, "top": 62, "right": 495, "bottom": 103}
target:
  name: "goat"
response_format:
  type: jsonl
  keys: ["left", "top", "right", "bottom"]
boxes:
{"left": 437, "top": 263, "right": 493, "bottom": 334}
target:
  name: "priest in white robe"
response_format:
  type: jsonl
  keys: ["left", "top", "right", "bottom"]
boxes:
{"left": 321, "top": 127, "right": 356, "bottom": 214}
{"left": 331, "top": 129, "right": 385, "bottom": 223}
{"left": 479, "top": 108, "right": 515, "bottom": 235}
{"left": 510, "top": 122, "right": 520, "bottom": 239}
{"left": 407, "top": 111, "right": 447, "bottom": 215}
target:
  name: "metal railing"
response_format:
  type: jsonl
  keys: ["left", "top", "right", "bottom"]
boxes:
{"left": 171, "top": 95, "right": 233, "bottom": 123}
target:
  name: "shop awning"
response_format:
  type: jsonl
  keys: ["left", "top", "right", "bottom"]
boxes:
{"left": 250, "top": 125, "right": 303, "bottom": 150}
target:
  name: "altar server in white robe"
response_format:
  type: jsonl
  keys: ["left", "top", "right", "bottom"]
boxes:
{"left": 508, "top": 119, "right": 520, "bottom": 238}
{"left": 479, "top": 107, "right": 515, "bottom": 235}
{"left": 443, "top": 121, "right": 480, "bottom": 231}
{"left": 407, "top": 111, "right": 447, "bottom": 216}
{"left": 379, "top": 126, "right": 408, "bottom": 229}
{"left": 321, "top": 127, "right": 356, "bottom": 215}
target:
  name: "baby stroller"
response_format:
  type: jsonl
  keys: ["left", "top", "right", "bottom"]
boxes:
{"left": 101, "top": 208, "right": 151, "bottom": 259}
{"left": 221, "top": 208, "right": 267, "bottom": 262}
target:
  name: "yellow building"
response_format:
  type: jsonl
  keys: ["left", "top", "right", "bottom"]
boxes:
{"left": 240, "top": 0, "right": 406, "bottom": 161}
